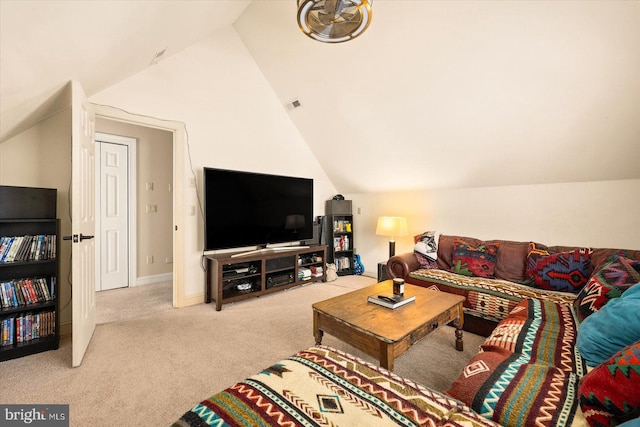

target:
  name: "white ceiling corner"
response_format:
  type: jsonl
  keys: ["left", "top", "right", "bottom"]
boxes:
{"left": 0, "top": 0, "right": 251, "bottom": 142}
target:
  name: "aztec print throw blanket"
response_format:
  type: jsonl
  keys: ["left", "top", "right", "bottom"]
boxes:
{"left": 172, "top": 346, "right": 501, "bottom": 427}
{"left": 447, "top": 298, "right": 588, "bottom": 427}
{"left": 408, "top": 269, "right": 576, "bottom": 323}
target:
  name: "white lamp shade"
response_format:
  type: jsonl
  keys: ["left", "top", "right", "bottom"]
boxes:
{"left": 375, "top": 216, "right": 408, "bottom": 238}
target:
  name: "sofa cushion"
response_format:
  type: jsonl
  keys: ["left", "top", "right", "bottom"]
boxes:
{"left": 437, "top": 235, "right": 529, "bottom": 283}
{"left": 573, "top": 254, "right": 640, "bottom": 322}
{"left": 528, "top": 248, "right": 592, "bottom": 293}
{"left": 451, "top": 239, "right": 499, "bottom": 278}
{"left": 576, "top": 283, "right": 640, "bottom": 367}
{"left": 578, "top": 340, "right": 640, "bottom": 427}
{"left": 491, "top": 240, "right": 529, "bottom": 283}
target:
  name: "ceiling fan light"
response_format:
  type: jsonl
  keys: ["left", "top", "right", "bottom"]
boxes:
{"left": 297, "top": 0, "right": 373, "bottom": 43}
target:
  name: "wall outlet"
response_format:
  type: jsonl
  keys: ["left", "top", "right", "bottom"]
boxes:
{"left": 146, "top": 204, "right": 157, "bottom": 213}
{"left": 146, "top": 182, "right": 154, "bottom": 191}
{"left": 146, "top": 256, "right": 154, "bottom": 264}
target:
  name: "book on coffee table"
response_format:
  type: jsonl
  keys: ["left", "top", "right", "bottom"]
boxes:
{"left": 367, "top": 294, "right": 416, "bottom": 309}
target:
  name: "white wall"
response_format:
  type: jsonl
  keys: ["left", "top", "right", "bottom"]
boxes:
{"left": 347, "top": 179, "right": 640, "bottom": 278}
{"left": 0, "top": 108, "right": 73, "bottom": 326}
{"left": 90, "top": 27, "right": 337, "bottom": 300}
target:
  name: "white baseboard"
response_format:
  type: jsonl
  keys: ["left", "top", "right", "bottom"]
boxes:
{"left": 135, "top": 273, "right": 172, "bottom": 287}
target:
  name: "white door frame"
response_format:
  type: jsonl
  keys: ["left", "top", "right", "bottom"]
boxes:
{"left": 94, "top": 132, "right": 137, "bottom": 291}
{"left": 91, "top": 106, "right": 186, "bottom": 307}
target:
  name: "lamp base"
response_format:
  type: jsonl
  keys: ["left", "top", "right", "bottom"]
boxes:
{"left": 389, "top": 241, "right": 395, "bottom": 259}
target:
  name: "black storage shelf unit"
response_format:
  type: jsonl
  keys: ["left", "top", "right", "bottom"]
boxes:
{"left": 0, "top": 185, "right": 60, "bottom": 362}
{"left": 325, "top": 200, "right": 355, "bottom": 276}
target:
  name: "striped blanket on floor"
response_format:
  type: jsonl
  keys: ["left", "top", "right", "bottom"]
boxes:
{"left": 172, "top": 346, "right": 500, "bottom": 427}
{"left": 446, "top": 298, "right": 588, "bottom": 427}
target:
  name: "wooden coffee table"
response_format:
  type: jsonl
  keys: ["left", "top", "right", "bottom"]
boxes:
{"left": 312, "top": 280, "right": 465, "bottom": 371}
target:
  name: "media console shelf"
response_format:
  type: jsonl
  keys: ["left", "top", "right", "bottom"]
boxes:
{"left": 205, "top": 244, "right": 327, "bottom": 311}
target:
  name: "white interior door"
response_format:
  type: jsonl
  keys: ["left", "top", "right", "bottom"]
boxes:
{"left": 71, "top": 81, "right": 97, "bottom": 367}
{"left": 99, "top": 142, "right": 129, "bottom": 291}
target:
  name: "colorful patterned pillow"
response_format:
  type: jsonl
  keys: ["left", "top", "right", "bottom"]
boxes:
{"left": 526, "top": 242, "right": 550, "bottom": 279}
{"left": 578, "top": 340, "right": 640, "bottom": 427}
{"left": 451, "top": 239, "right": 499, "bottom": 278}
{"left": 528, "top": 248, "right": 591, "bottom": 293}
{"left": 594, "top": 250, "right": 640, "bottom": 273}
{"left": 573, "top": 255, "right": 640, "bottom": 322}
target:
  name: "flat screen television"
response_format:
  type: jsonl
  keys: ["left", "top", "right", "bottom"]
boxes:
{"left": 204, "top": 168, "right": 314, "bottom": 251}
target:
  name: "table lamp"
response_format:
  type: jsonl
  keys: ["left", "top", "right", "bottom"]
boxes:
{"left": 376, "top": 216, "right": 408, "bottom": 258}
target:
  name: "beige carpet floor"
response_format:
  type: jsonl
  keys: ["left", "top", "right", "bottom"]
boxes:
{"left": 0, "top": 275, "right": 484, "bottom": 426}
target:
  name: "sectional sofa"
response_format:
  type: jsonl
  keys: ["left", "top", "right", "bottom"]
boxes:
{"left": 387, "top": 234, "right": 640, "bottom": 427}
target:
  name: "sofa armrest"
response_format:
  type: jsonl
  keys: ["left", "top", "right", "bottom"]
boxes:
{"left": 387, "top": 252, "right": 421, "bottom": 279}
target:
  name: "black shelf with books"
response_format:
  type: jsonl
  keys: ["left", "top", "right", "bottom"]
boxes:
{"left": 325, "top": 200, "right": 355, "bottom": 276}
{"left": 0, "top": 186, "right": 60, "bottom": 362}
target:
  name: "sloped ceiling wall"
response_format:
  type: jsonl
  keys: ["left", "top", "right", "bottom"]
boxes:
{"left": 234, "top": 1, "right": 640, "bottom": 192}
{"left": 1, "top": 1, "right": 639, "bottom": 194}
{"left": 0, "top": 0, "right": 251, "bottom": 142}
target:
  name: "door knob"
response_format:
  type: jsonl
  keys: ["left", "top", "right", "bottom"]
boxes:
{"left": 62, "top": 234, "right": 93, "bottom": 243}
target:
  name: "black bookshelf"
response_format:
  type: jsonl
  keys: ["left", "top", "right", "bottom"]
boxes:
{"left": 0, "top": 186, "right": 60, "bottom": 362}
{"left": 325, "top": 200, "right": 355, "bottom": 276}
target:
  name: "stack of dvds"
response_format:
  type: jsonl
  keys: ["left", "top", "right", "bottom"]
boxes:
{"left": 0, "top": 234, "right": 57, "bottom": 263}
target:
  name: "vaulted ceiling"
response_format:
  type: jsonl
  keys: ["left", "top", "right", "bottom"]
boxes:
{"left": 2, "top": 1, "right": 639, "bottom": 193}
{"left": 0, "top": 0, "right": 251, "bottom": 142}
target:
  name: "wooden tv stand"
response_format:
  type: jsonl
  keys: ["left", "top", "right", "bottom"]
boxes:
{"left": 204, "top": 244, "right": 327, "bottom": 311}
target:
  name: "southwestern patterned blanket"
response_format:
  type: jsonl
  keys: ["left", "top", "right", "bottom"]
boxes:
{"left": 408, "top": 269, "right": 576, "bottom": 324}
{"left": 447, "top": 298, "right": 588, "bottom": 427}
{"left": 172, "top": 346, "right": 500, "bottom": 427}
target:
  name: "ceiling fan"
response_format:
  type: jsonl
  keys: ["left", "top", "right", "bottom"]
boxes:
{"left": 297, "top": 0, "right": 373, "bottom": 43}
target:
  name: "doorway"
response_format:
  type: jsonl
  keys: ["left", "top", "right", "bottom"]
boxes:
{"left": 93, "top": 118, "right": 175, "bottom": 318}
{"left": 95, "top": 133, "right": 136, "bottom": 291}
{"left": 92, "top": 104, "right": 189, "bottom": 309}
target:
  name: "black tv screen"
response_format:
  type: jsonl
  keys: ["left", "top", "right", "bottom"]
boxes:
{"left": 204, "top": 168, "right": 314, "bottom": 251}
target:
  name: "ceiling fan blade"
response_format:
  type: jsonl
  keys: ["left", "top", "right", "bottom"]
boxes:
{"left": 318, "top": 11, "right": 336, "bottom": 26}
{"left": 328, "top": 20, "right": 360, "bottom": 38}
{"left": 323, "top": 0, "right": 339, "bottom": 15}
{"left": 339, "top": 11, "right": 357, "bottom": 21}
